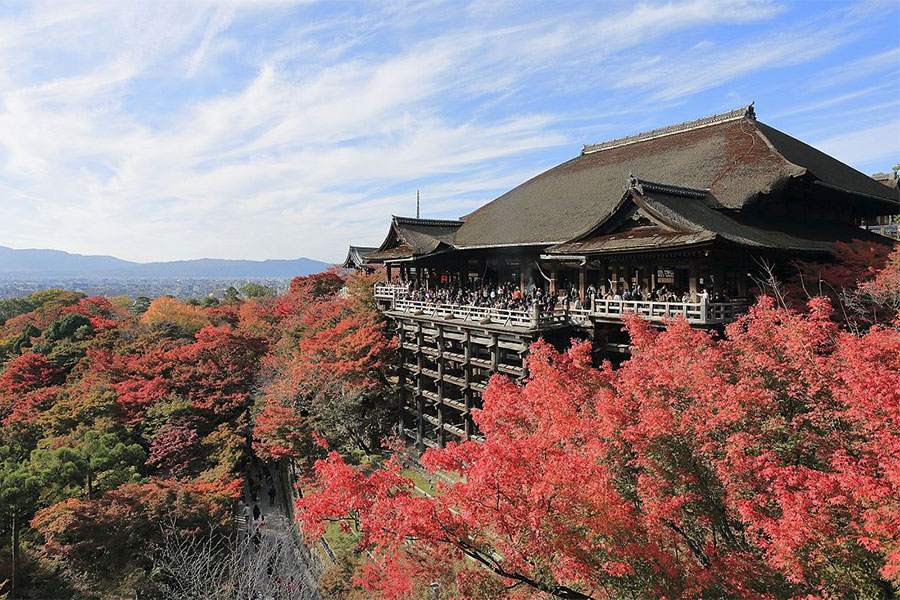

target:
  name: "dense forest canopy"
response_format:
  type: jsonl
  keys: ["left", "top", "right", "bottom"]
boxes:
{"left": 0, "top": 270, "right": 394, "bottom": 598}
{"left": 0, "top": 243, "right": 898, "bottom": 599}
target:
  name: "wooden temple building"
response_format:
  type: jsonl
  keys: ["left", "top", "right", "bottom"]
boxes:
{"left": 340, "top": 245, "right": 378, "bottom": 272}
{"left": 355, "top": 105, "right": 900, "bottom": 450}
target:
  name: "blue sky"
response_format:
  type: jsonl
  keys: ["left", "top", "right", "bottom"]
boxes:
{"left": 0, "top": 0, "right": 897, "bottom": 263}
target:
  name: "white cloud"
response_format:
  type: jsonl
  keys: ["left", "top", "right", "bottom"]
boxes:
{"left": 812, "top": 121, "right": 900, "bottom": 169}
{"left": 0, "top": 0, "right": 892, "bottom": 263}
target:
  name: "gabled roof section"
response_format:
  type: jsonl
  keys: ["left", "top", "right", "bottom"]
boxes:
{"left": 451, "top": 105, "right": 897, "bottom": 250}
{"left": 341, "top": 245, "right": 378, "bottom": 269}
{"left": 365, "top": 216, "right": 463, "bottom": 261}
{"left": 754, "top": 121, "right": 899, "bottom": 206}
{"left": 548, "top": 177, "right": 888, "bottom": 256}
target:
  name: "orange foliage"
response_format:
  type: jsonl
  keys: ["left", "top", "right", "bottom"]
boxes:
{"left": 140, "top": 296, "right": 210, "bottom": 333}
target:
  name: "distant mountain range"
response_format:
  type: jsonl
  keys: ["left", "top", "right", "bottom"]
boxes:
{"left": 0, "top": 246, "right": 331, "bottom": 279}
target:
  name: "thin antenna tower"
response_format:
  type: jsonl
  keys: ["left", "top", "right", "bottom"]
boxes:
{"left": 416, "top": 190, "right": 420, "bottom": 219}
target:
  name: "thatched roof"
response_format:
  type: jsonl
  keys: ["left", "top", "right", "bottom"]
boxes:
{"left": 368, "top": 106, "right": 899, "bottom": 261}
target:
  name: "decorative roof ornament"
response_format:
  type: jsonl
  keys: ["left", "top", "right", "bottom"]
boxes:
{"left": 625, "top": 173, "right": 642, "bottom": 195}
{"left": 582, "top": 104, "right": 757, "bottom": 155}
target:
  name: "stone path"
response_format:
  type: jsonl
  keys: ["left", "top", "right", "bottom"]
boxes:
{"left": 236, "top": 457, "right": 322, "bottom": 600}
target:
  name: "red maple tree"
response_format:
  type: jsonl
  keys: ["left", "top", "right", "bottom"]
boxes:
{"left": 297, "top": 296, "right": 900, "bottom": 599}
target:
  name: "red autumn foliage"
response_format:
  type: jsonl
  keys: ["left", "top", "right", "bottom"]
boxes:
{"left": 289, "top": 270, "right": 345, "bottom": 297}
{"left": 252, "top": 403, "right": 309, "bottom": 461}
{"left": 2, "top": 386, "right": 59, "bottom": 426}
{"left": 297, "top": 297, "right": 900, "bottom": 599}
{"left": 146, "top": 424, "right": 200, "bottom": 474}
{"left": 787, "top": 239, "right": 896, "bottom": 318}
{"left": 854, "top": 243, "right": 900, "bottom": 324}
{"left": 0, "top": 353, "right": 63, "bottom": 420}
{"left": 60, "top": 296, "right": 121, "bottom": 330}
{"left": 165, "top": 326, "right": 266, "bottom": 414}
{"left": 253, "top": 268, "right": 395, "bottom": 455}
{"left": 31, "top": 477, "right": 240, "bottom": 580}
{"left": 291, "top": 310, "right": 395, "bottom": 392}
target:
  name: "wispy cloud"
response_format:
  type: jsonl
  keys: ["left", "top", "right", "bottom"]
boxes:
{"left": 0, "top": 0, "right": 896, "bottom": 262}
{"left": 811, "top": 46, "right": 900, "bottom": 90}
{"left": 811, "top": 121, "right": 900, "bottom": 169}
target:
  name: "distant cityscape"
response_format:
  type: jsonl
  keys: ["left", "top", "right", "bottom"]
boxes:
{"left": 0, "top": 244, "right": 332, "bottom": 299}
{"left": 0, "top": 276, "right": 292, "bottom": 300}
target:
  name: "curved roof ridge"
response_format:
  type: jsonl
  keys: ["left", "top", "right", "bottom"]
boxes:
{"left": 582, "top": 104, "right": 755, "bottom": 155}
{"left": 392, "top": 215, "right": 463, "bottom": 227}
{"left": 627, "top": 176, "right": 710, "bottom": 199}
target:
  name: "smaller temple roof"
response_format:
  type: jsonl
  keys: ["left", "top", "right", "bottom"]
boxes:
{"left": 872, "top": 172, "right": 899, "bottom": 190}
{"left": 365, "top": 216, "right": 462, "bottom": 262}
{"left": 341, "top": 245, "right": 378, "bottom": 269}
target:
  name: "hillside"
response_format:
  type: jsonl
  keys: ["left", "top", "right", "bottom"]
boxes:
{"left": 0, "top": 245, "right": 330, "bottom": 278}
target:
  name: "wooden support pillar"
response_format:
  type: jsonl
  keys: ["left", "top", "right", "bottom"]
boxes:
{"left": 600, "top": 264, "right": 609, "bottom": 294}
{"left": 490, "top": 333, "right": 499, "bottom": 373}
{"left": 519, "top": 263, "right": 526, "bottom": 293}
{"left": 415, "top": 322, "right": 424, "bottom": 452}
{"left": 688, "top": 264, "right": 699, "bottom": 298}
{"left": 463, "top": 330, "right": 473, "bottom": 437}
{"left": 549, "top": 264, "right": 558, "bottom": 295}
{"left": 578, "top": 265, "right": 586, "bottom": 300}
{"left": 386, "top": 264, "right": 394, "bottom": 282}
{"left": 436, "top": 324, "right": 446, "bottom": 448}
{"left": 397, "top": 322, "right": 406, "bottom": 439}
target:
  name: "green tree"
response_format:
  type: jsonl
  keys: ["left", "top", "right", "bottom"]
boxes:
{"left": 223, "top": 287, "right": 240, "bottom": 303}
{"left": 0, "top": 298, "right": 35, "bottom": 325}
{"left": 0, "top": 453, "right": 41, "bottom": 599}
{"left": 200, "top": 295, "right": 219, "bottom": 308}
{"left": 132, "top": 296, "right": 152, "bottom": 315}
{"left": 238, "top": 282, "right": 274, "bottom": 298}
{"left": 43, "top": 313, "right": 92, "bottom": 342}
{"left": 31, "top": 431, "right": 145, "bottom": 503}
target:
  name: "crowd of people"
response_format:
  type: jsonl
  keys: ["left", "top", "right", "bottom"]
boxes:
{"left": 391, "top": 280, "right": 734, "bottom": 313}
{"left": 593, "top": 283, "right": 733, "bottom": 304}
{"left": 398, "top": 281, "right": 559, "bottom": 311}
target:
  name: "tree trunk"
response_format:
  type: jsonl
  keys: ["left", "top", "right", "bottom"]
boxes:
{"left": 11, "top": 510, "right": 19, "bottom": 600}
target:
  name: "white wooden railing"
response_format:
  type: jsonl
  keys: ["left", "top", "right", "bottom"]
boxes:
{"left": 376, "top": 284, "right": 747, "bottom": 327}
{"left": 374, "top": 283, "right": 409, "bottom": 299}
{"left": 392, "top": 298, "right": 536, "bottom": 328}
{"left": 590, "top": 299, "right": 746, "bottom": 325}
